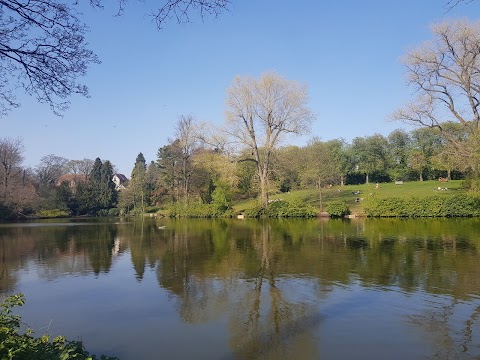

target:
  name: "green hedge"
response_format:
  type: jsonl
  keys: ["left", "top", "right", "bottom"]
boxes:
{"left": 166, "top": 202, "right": 233, "bottom": 218}
{"left": 244, "top": 199, "right": 317, "bottom": 218}
{"left": 325, "top": 201, "right": 350, "bottom": 218}
{"left": 364, "top": 194, "right": 480, "bottom": 217}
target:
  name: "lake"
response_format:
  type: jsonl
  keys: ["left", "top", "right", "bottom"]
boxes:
{"left": 1, "top": 217, "right": 479, "bottom": 359}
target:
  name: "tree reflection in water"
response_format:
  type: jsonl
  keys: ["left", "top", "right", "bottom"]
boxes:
{"left": 0, "top": 218, "right": 479, "bottom": 359}
{"left": 409, "top": 299, "right": 480, "bottom": 360}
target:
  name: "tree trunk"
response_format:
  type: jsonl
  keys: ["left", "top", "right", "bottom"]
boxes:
{"left": 365, "top": 173, "right": 369, "bottom": 185}
{"left": 419, "top": 171, "right": 423, "bottom": 182}
{"left": 260, "top": 175, "right": 269, "bottom": 208}
{"left": 340, "top": 175, "right": 345, "bottom": 187}
{"left": 183, "top": 158, "right": 188, "bottom": 202}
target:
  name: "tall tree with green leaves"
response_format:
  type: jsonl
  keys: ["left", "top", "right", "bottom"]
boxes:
{"left": 325, "top": 139, "right": 352, "bottom": 186}
{"left": 408, "top": 128, "right": 443, "bottom": 181}
{"left": 99, "top": 160, "right": 117, "bottom": 209}
{"left": 130, "top": 153, "right": 147, "bottom": 213}
{"left": 157, "top": 140, "right": 183, "bottom": 203}
{"left": 351, "top": 135, "right": 390, "bottom": 184}
{"left": 388, "top": 129, "right": 411, "bottom": 181}
{"left": 145, "top": 161, "right": 161, "bottom": 206}
{"left": 75, "top": 158, "right": 116, "bottom": 214}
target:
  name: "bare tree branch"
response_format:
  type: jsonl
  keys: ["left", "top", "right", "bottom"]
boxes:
{"left": 445, "top": 0, "right": 476, "bottom": 12}
{"left": 153, "top": 0, "right": 230, "bottom": 29}
{"left": 0, "top": 0, "right": 100, "bottom": 117}
{"left": 0, "top": 0, "right": 230, "bottom": 117}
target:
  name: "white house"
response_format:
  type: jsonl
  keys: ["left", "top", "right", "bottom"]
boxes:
{"left": 112, "top": 174, "right": 128, "bottom": 190}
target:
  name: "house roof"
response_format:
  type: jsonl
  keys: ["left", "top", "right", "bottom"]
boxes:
{"left": 114, "top": 173, "right": 128, "bottom": 182}
{"left": 55, "top": 174, "right": 87, "bottom": 187}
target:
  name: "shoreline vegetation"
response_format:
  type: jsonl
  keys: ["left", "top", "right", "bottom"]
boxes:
{"left": 21, "top": 180, "right": 480, "bottom": 220}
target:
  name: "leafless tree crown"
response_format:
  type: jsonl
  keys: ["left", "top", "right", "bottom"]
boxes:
{"left": 392, "top": 19, "right": 480, "bottom": 133}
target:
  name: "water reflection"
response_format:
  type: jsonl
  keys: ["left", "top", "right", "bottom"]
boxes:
{"left": 0, "top": 218, "right": 479, "bottom": 359}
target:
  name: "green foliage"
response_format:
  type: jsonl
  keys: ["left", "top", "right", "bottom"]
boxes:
{"left": 463, "top": 178, "right": 480, "bottom": 194}
{"left": 243, "top": 205, "right": 265, "bottom": 218}
{"left": 108, "top": 208, "right": 120, "bottom": 217}
{"left": 364, "top": 194, "right": 480, "bottom": 217}
{"left": 244, "top": 198, "right": 317, "bottom": 218}
{"left": 36, "top": 209, "right": 71, "bottom": 218}
{"left": 55, "top": 182, "right": 78, "bottom": 214}
{"left": 130, "top": 153, "right": 148, "bottom": 212}
{"left": 166, "top": 201, "right": 216, "bottom": 218}
{"left": 211, "top": 184, "right": 233, "bottom": 216}
{"left": 96, "top": 208, "right": 120, "bottom": 217}
{"left": 75, "top": 159, "right": 117, "bottom": 215}
{"left": 0, "top": 294, "right": 117, "bottom": 360}
{"left": 325, "top": 201, "right": 350, "bottom": 217}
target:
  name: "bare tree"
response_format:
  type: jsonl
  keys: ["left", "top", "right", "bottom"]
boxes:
{"left": 66, "top": 158, "right": 94, "bottom": 180}
{"left": 35, "top": 154, "right": 69, "bottom": 188}
{"left": 0, "top": 137, "right": 24, "bottom": 200}
{"left": 77, "top": 158, "right": 94, "bottom": 179}
{"left": 175, "top": 114, "right": 198, "bottom": 201}
{"left": 391, "top": 19, "right": 480, "bottom": 174}
{"left": 226, "top": 72, "right": 314, "bottom": 208}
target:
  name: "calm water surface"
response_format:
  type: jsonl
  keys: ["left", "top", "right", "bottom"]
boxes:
{"left": 0, "top": 217, "right": 479, "bottom": 360}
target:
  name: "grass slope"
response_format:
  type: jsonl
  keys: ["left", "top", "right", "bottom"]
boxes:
{"left": 233, "top": 180, "right": 465, "bottom": 216}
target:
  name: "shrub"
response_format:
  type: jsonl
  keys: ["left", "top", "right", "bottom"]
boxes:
{"left": 211, "top": 186, "right": 233, "bottom": 215}
{"left": 244, "top": 198, "right": 317, "bottom": 218}
{"left": 364, "top": 194, "right": 480, "bottom": 217}
{"left": 96, "top": 208, "right": 119, "bottom": 217}
{"left": 108, "top": 208, "right": 120, "bottom": 217}
{"left": 35, "top": 209, "right": 70, "bottom": 218}
{"left": 325, "top": 201, "right": 350, "bottom": 217}
{"left": 166, "top": 201, "right": 214, "bottom": 218}
{"left": 243, "top": 205, "right": 265, "bottom": 218}
{"left": 0, "top": 294, "right": 117, "bottom": 360}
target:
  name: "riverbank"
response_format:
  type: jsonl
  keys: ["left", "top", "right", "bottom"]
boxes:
{"left": 233, "top": 180, "right": 475, "bottom": 218}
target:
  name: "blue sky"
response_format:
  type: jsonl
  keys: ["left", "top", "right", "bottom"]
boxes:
{"left": 3, "top": 0, "right": 479, "bottom": 175}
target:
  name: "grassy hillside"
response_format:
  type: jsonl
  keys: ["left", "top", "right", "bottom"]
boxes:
{"left": 233, "top": 180, "right": 466, "bottom": 216}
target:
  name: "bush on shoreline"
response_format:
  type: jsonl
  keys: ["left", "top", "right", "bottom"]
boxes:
{"left": 325, "top": 201, "right": 350, "bottom": 218}
{"left": 244, "top": 198, "right": 317, "bottom": 218}
{"left": 35, "top": 209, "right": 71, "bottom": 219}
{"left": 364, "top": 194, "right": 480, "bottom": 217}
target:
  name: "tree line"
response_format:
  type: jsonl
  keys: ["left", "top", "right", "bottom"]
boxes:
{"left": 0, "top": 121, "right": 467, "bottom": 219}
{"left": 117, "top": 120, "right": 473, "bottom": 216}
{"left": 0, "top": 141, "right": 117, "bottom": 219}
{"left": 4, "top": 17, "right": 480, "bottom": 217}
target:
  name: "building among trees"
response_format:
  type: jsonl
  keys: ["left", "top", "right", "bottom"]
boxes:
{"left": 112, "top": 174, "right": 129, "bottom": 190}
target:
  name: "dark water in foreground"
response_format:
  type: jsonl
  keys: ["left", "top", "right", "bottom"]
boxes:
{"left": 0, "top": 217, "right": 479, "bottom": 360}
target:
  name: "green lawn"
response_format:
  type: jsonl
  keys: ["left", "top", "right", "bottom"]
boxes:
{"left": 233, "top": 180, "right": 466, "bottom": 215}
